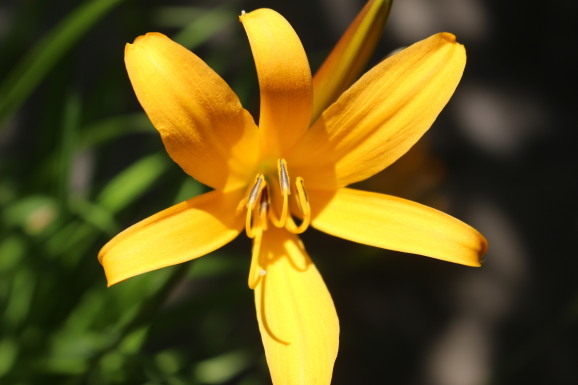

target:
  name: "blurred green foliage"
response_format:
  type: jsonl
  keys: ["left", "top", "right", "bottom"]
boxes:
{"left": 0, "top": 0, "right": 267, "bottom": 383}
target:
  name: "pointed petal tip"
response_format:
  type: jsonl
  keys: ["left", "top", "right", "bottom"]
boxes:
{"left": 97, "top": 247, "right": 122, "bottom": 287}
{"left": 439, "top": 32, "right": 457, "bottom": 43}
{"left": 126, "top": 32, "right": 171, "bottom": 49}
{"left": 478, "top": 255, "right": 486, "bottom": 267}
{"left": 437, "top": 32, "right": 466, "bottom": 54}
{"left": 127, "top": 32, "right": 148, "bottom": 46}
{"left": 238, "top": 8, "right": 276, "bottom": 23}
{"left": 125, "top": 32, "right": 161, "bottom": 55}
{"left": 97, "top": 243, "right": 149, "bottom": 287}
{"left": 104, "top": 276, "right": 117, "bottom": 288}
{"left": 467, "top": 228, "right": 488, "bottom": 267}
{"left": 476, "top": 234, "right": 489, "bottom": 266}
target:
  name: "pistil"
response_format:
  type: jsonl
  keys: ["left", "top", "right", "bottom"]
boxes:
{"left": 269, "top": 159, "right": 290, "bottom": 228}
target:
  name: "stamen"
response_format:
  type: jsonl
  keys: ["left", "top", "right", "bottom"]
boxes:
{"left": 246, "top": 174, "right": 265, "bottom": 210}
{"left": 245, "top": 207, "right": 257, "bottom": 238}
{"left": 245, "top": 162, "right": 311, "bottom": 238}
{"left": 245, "top": 174, "right": 266, "bottom": 238}
{"left": 277, "top": 159, "right": 291, "bottom": 195}
{"left": 286, "top": 176, "right": 311, "bottom": 234}
{"left": 295, "top": 177, "right": 309, "bottom": 214}
{"left": 259, "top": 188, "right": 269, "bottom": 231}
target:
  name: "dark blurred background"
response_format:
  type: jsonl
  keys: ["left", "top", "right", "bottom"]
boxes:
{"left": 1, "top": 0, "right": 577, "bottom": 384}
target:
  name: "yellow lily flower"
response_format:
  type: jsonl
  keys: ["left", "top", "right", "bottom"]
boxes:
{"left": 98, "top": 4, "right": 487, "bottom": 385}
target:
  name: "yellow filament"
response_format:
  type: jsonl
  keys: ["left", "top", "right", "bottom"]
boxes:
{"left": 245, "top": 207, "right": 257, "bottom": 238}
{"left": 269, "top": 191, "right": 289, "bottom": 228}
{"left": 286, "top": 176, "right": 311, "bottom": 234}
{"left": 259, "top": 189, "right": 269, "bottom": 231}
{"left": 295, "top": 177, "right": 310, "bottom": 215}
{"left": 248, "top": 229, "right": 265, "bottom": 289}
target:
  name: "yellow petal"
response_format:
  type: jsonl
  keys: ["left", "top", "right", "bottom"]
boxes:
{"left": 125, "top": 32, "right": 259, "bottom": 191}
{"left": 312, "top": 0, "right": 392, "bottom": 122}
{"left": 290, "top": 33, "right": 466, "bottom": 189}
{"left": 98, "top": 190, "right": 244, "bottom": 286}
{"left": 310, "top": 188, "right": 487, "bottom": 266}
{"left": 240, "top": 9, "right": 313, "bottom": 159}
{"left": 254, "top": 227, "right": 339, "bottom": 385}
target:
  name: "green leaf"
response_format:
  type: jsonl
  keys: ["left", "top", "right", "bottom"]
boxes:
{"left": 0, "top": 0, "right": 126, "bottom": 126}
{"left": 172, "top": 4, "right": 236, "bottom": 50}
{"left": 58, "top": 91, "right": 82, "bottom": 210}
{"left": 96, "top": 153, "right": 169, "bottom": 213}
{"left": 0, "top": 338, "right": 18, "bottom": 377}
{"left": 0, "top": 235, "right": 26, "bottom": 273}
{"left": 194, "top": 349, "right": 253, "bottom": 384}
{"left": 2, "top": 195, "right": 58, "bottom": 234}
{"left": 78, "top": 113, "right": 154, "bottom": 150}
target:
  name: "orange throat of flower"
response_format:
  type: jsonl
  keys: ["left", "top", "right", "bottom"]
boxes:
{"left": 240, "top": 158, "right": 311, "bottom": 289}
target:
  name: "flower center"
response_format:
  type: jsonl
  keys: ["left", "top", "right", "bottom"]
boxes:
{"left": 242, "top": 159, "right": 311, "bottom": 289}
{"left": 243, "top": 158, "right": 311, "bottom": 238}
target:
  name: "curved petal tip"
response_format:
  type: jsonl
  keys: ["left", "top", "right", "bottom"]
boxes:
{"left": 439, "top": 32, "right": 457, "bottom": 43}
